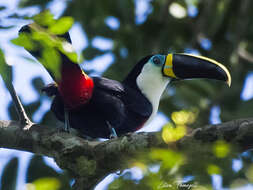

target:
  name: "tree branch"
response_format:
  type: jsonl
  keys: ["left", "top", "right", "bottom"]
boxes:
{"left": 0, "top": 118, "right": 253, "bottom": 189}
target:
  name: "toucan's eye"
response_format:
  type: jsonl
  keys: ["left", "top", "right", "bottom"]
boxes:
{"left": 153, "top": 56, "right": 160, "bottom": 65}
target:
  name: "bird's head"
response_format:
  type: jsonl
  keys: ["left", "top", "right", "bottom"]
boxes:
{"left": 128, "top": 53, "right": 231, "bottom": 89}
{"left": 124, "top": 53, "right": 231, "bottom": 114}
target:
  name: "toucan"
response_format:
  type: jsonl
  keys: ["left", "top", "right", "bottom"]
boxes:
{"left": 19, "top": 24, "right": 231, "bottom": 139}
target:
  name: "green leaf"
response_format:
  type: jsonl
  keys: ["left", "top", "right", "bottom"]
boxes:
{"left": 40, "top": 46, "right": 61, "bottom": 80}
{"left": 11, "top": 33, "right": 36, "bottom": 50}
{"left": 1, "top": 157, "right": 19, "bottom": 190}
{"left": 58, "top": 41, "right": 79, "bottom": 63}
{"left": 33, "top": 10, "right": 55, "bottom": 27}
{"left": 0, "top": 49, "right": 12, "bottom": 85}
{"left": 32, "top": 29, "right": 56, "bottom": 47}
{"left": 49, "top": 17, "right": 74, "bottom": 35}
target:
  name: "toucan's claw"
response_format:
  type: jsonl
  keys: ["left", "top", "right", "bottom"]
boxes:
{"left": 64, "top": 108, "right": 71, "bottom": 133}
{"left": 107, "top": 121, "right": 118, "bottom": 139}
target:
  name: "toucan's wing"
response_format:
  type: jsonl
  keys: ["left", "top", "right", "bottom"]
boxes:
{"left": 93, "top": 77, "right": 152, "bottom": 118}
{"left": 91, "top": 77, "right": 126, "bottom": 127}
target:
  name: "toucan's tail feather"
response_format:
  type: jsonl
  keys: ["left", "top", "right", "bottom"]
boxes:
{"left": 19, "top": 24, "right": 78, "bottom": 81}
{"left": 19, "top": 24, "right": 94, "bottom": 109}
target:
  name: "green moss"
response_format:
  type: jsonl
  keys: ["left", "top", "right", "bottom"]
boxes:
{"left": 76, "top": 156, "right": 96, "bottom": 176}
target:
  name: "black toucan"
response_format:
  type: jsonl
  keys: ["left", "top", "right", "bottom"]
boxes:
{"left": 19, "top": 24, "right": 231, "bottom": 139}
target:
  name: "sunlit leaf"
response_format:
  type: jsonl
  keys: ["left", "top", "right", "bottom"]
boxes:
{"left": 212, "top": 140, "right": 230, "bottom": 158}
{"left": 40, "top": 47, "right": 61, "bottom": 80}
{"left": 26, "top": 177, "right": 61, "bottom": 190}
{"left": 169, "top": 3, "right": 187, "bottom": 19}
{"left": 207, "top": 164, "right": 221, "bottom": 175}
{"left": 59, "top": 41, "right": 78, "bottom": 63}
{"left": 162, "top": 123, "right": 186, "bottom": 143}
{"left": 11, "top": 33, "right": 37, "bottom": 50}
{"left": 49, "top": 17, "right": 74, "bottom": 35}
{"left": 32, "top": 29, "right": 56, "bottom": 47}
{"left": 33, "top": 10, "right": 55, "bottom": 27}
{"left": 171, "top": 109, "right": 198, "bottom": 125}
{"left": 150, "top": 149, "right": 185, "bottom": 169}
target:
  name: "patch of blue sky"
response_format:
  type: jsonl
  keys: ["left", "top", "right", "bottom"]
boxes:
{"left": 210, "top": 106, "right": 221, "bottom": 124}
{"left": 0, "top": 149, "right": 33, "bottom": 190}
{"left": 94, "top": 174, "right": 115, "bottom": 190}
{"left": 139, "top": 112, "right": 169, "bottom": 132}
{"left": 0, "top": 0, "right": 19, "bottom": 8}
{"left": 84, "top": 53, "right": 114, "bottom": 76}
{"left": 212, "top": 174, "right": 223, "bottom": 190}
{"left": 149, "top": 164, "right": 160, "bottom": 173}
{"left": 187, "top": 5, "right": 198, "bottom": 18}
{"left": 43, "top": 156, "right": 63, "bottom": 173}
{"left": 234, "top": 185, "right": 253, "bottom": 190}
{"left": 92, "top": 37, "right": 113, "bottom": 51}
{"left": 105, "top": 16, "right": 120, "bottom": 30}
{"left": 116, "top": 167, "right": 144, "bottom": 181}
{"left": 241, "top": 72, "right": 253, "bottom": 101}
{"left": 232, "top": 159, "right": 243, "bottom": 172}
{"left": 182, "top": 176, "right": 195, "bottom": 183}
{"left": 13, "top": 58, "right": 52, "bottom": 104}
{"left": 135, "top": 0, "right": 153, "bottom": 25}
{"left": 32, "top": 97, "right": 51, "bottom": 122}
{"left": 17, "top": 151, "right": 33, "bottom": 189}
{"left": 47, "top": 0, "right": 66, "bottom": 18}
{"left": 120, "top": 47, "right": 128, "bottom": 58}
{"left": 184, "top": 48, "right": 200, "bottom": 55}
{"left": 96, "top": 167, "right": 144, "bottom": 190}
{"left": 70, "top": 23, "right": 88, "bottom": 52}
{"left": 200, "top": 38, "right": 212, "bottom": 51}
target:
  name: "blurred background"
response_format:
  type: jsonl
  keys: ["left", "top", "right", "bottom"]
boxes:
{"left": 0, "top": 0, "right": 253, "bottom": 189}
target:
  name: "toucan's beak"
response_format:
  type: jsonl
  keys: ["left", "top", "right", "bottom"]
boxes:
{"left": 163, "top": 53, "right": 231, "bottom": 86}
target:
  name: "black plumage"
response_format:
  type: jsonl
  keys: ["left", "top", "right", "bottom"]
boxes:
{"left": 43, "top": 66, "right": 153, "bottom": 138}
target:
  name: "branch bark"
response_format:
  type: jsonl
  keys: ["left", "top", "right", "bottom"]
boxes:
{"left": 1, "top": 118, "right": 253, "bottom": 189}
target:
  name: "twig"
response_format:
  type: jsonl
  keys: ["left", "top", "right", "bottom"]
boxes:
{"left": 6, "top": 82, "right": 33, "bottom": 129}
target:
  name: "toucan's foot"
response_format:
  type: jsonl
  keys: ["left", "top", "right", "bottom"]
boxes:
{"left": 64, "top": 108, "right": 71, "bottom": 133}
{"left": 106, "top": 121, "right": 118, "bottom": 139}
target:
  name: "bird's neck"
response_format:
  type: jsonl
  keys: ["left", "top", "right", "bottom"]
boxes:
{"left": 136, "top": 71, "right": 170, "bottom": 125}
{"left": 58, "top": 63, "right": 94, "bottom": 109}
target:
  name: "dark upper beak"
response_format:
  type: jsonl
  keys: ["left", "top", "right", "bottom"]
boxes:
{"left": 163, "top": 53, "right": 231, "bottom": 86}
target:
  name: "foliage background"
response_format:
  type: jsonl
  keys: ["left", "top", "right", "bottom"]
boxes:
{"left": 0, "top": 0, "right": 253, "bottom": 189}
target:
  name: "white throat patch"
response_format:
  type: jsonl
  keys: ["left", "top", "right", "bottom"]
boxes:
{"left": 136, "top": 62, "right": 170, "bottom": 125}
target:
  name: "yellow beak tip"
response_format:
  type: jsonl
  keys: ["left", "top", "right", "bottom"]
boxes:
{"left": 226, "top": 78, "right": 231, "bottom": 87}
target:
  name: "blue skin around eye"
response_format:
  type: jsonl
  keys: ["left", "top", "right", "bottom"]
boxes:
{"left": 151, "top": 55, "right": 166, "bottom": 67}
